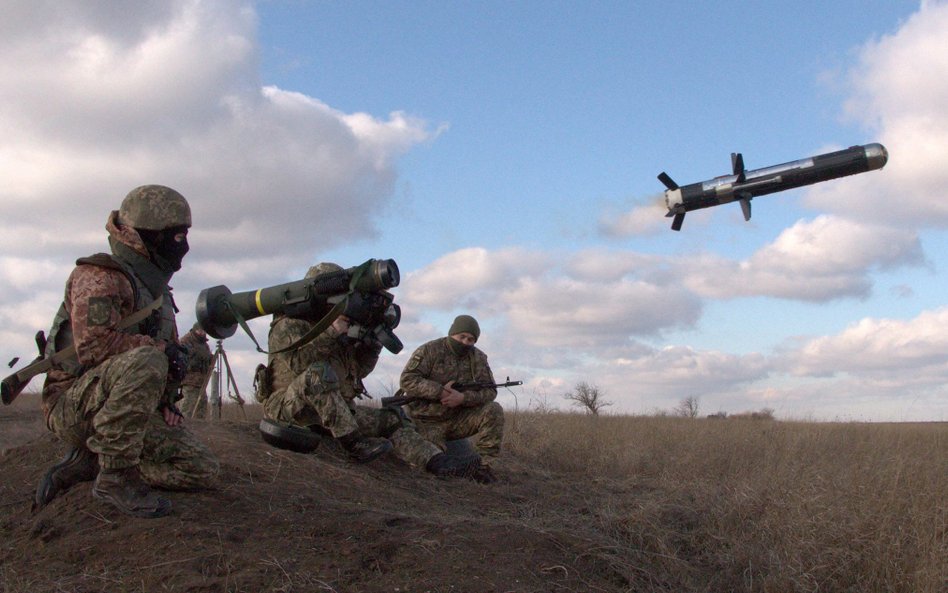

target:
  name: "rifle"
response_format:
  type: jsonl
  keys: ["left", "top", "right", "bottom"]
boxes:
{"left": 380, "top": 378, "right": 522, "bottom": 408}
{"left": 1, "top": 331, "right": 47, "bottom": 405}
{"left": 2, "top": 296, "right": 164, "bottom": 405}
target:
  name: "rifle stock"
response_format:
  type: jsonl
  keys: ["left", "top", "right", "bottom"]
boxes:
{"left": 2, "top": 331, "right": 48, "bottom": 405}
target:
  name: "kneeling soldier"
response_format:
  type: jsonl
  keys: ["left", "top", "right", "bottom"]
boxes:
{"left": 37, "top": 185, "right": 219, "bottom": 518}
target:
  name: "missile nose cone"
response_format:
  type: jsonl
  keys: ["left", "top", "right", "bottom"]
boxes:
{"left": 864, "top": 143, "right": 888, "bottom": 170}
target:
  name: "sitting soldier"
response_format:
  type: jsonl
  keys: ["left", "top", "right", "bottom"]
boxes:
{"left": 399, "top": 315, "right": 505, "bottom": 483}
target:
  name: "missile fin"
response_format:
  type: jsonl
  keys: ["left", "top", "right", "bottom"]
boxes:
{"left": 731, "top": 152, "right": 746, "bottom": 181}
{"left": 739, "top": 197, "right": 752, "bottom": 221}
{"left": 671, "top": 212, "right": 685, "bottom": 231}
{"left": 658, "top": 172, "right": 679, "bottom": 190}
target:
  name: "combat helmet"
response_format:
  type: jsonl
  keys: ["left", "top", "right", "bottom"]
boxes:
{"left": 305, "top": 262, "right": 343, "bottom": 279}
{"left": 118, "top": 185, "right": 191, "bottom": 230}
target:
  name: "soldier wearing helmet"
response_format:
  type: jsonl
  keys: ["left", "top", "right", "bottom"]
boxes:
{"left": 36, "top": 185, "right": 219, "bottom": 518}
{"left": 260, "top": 262, "right": 482, "bottom": 478}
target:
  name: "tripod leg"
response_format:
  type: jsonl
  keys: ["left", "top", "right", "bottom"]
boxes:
{"left": 209, "top": 343, "right": 223, "bottom": 421}
{"left": 219, "top": 348, "right": 247, "bottom": 421}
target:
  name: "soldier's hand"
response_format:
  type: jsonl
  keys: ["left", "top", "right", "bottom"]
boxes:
{"left": 160, "top": 402, "right": 185, "bottom": 427}
{"left": 163, "top": 342, "right": 189, "bottom": 383}
{"left": 440, "top": 381, "right": 465, "bottom": 408}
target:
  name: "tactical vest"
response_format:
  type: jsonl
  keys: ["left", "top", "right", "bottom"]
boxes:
{"left": 44, "top": 252, "right": 176, "bottom": 378}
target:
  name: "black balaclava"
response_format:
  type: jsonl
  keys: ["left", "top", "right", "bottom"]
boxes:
{"left": 449, "top": 338, "right": 473, "bottom": 356}
{"left": 137, "top": 226, "right": 190, "bottom": 272}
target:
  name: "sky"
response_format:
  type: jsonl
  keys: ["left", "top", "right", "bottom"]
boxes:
{"left": 1, "top": 0, "right": 946, "bottom": 421}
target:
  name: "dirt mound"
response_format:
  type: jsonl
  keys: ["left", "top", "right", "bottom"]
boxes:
{"left": 0, "top": 401, "right": 619, "bottom": 593}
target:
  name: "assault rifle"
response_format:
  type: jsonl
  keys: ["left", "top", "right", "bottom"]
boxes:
{"left": 381, "top": 378, "right": 522, "bottom": 408}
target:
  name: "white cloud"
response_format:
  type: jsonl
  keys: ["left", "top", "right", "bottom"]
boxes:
{"left": 504, "top": 277, "right": 700, "bottom": 347}
{"left": 401, "top": 246, "right": 703, "bottom": 349}
{"left": 401, "top": 247, "right": 551, "bottom": 309}
{"left": 680, "top": 215, "right": 924, "bottom": 300}
{"left": 806, "top": 1, "right": 948, "bottom": 226}
{"left": 783, "top": 307, "right": 948, "bottom": 381}
{"left": 0, "top": 1, "right": 433, "bottom": 262}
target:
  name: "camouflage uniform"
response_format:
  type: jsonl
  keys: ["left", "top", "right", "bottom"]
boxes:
{"left": 262, "top": 315, "right": 441, "bottom": 469}
{"left": 399, "top": 338, "right": 505, "bottom": 461}
{"left": 42, "top": 211, "right": 218, "bottom": 488}
{"left": 179, "top": 327, "right": 213, "bottom": 419}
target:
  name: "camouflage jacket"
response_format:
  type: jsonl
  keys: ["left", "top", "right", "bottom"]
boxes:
{"left": 267, "top": 316, "right": 382, "bottom": 402}
{"left": 399, "top": 337, "right": 496, "bottom": 419}
{"left": 42, "top": 212, "right": 178, "bottom": 412}
{"left": 179, "top": 329, "right": 213, "bottom": 388}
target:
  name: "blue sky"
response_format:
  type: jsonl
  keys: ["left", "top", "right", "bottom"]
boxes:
{"left": 1, "top": 1, "right": 945, "bottom": 421}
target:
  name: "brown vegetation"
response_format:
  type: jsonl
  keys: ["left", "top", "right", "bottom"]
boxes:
{"left": 1, "top": 392, "right": 945, "bottom": 593}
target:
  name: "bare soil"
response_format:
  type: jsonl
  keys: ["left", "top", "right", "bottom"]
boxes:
{"left": 0, "top": 396, "right": 623, "bottom": 593}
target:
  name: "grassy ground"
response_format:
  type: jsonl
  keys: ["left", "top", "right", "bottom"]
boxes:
{"left": 4, "top": 395, "right": 944, "bottom": 592}
{"left": 505, "top": 411, "right": 947, "bottom": 592}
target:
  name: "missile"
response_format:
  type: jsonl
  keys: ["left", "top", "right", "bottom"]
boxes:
{"left": 658, "top": 143, "right": 888, "bottom": 231}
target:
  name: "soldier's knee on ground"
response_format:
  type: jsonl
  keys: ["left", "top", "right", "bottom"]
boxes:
{"left": 92, "top": 465, "right": 172, "bottom": 518}
{"left": 171, "top": 454, "right": 220, "bottom": 490}
{"left": 338, "top": 432, "right": 392, "bottom": 464}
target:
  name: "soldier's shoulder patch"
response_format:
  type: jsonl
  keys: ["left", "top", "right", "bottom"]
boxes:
{"left": 405, "top": 352, "right": 423, "bottom": 371}
{"left": 87, "top": 296, "right": 114, "bottom": 326}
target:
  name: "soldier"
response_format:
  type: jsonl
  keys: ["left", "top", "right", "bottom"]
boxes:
{"left": 35, "top": 185, "right": 219, "bottom": 518}
{"left": 260, "top": 262, "right": 480, "bottom": 478}
{"left": 179, "top": 322, "right": 213, "bottom": 419}
{"left": 399, "top": 315, "right": 504, "bottom": 483}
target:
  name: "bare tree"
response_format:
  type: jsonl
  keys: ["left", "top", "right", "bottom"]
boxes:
{"left": 374, "top": 376, "right": 400, "bottom": 399}
{"left": 675, "top": 395, "right": 700, "bottom": 418}
{"left": 564, "top": 381, "right": 612, "bottom": 415}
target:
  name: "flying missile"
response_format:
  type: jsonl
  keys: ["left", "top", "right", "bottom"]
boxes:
{"left": 658, "top": 143, "right": 888, "bottom": 231}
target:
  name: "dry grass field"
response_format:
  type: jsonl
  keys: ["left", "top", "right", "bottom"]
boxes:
{"left": 1, "top": 393, "right": 944, "bottom": 592}
{"left": 505, "top": 410, "right": 947, "bottom": 592}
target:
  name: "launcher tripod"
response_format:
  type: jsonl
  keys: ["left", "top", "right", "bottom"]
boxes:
{"left": 203, "top": 339, "right": 246, "bottom": 421}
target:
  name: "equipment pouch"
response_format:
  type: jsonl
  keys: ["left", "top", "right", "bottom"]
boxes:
{"left": 253, "top": 363, "right": 271, "bottom": 403}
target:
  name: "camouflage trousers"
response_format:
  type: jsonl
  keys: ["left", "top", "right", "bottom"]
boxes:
{"left": 411, "top": 401, "right": 505, "bottom": 461}
{"left": 180, "top": 384, "right": 208, "bottom": 420}
{"left": 264, "top": 361, "right": 440, "bottom": 468}
{"left": 46, "top": 346, "right": 219, "bottom": 489}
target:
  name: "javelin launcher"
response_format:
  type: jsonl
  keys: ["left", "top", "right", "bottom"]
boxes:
{"left": 659, "top": 143, "right": 888, "bottom": 231}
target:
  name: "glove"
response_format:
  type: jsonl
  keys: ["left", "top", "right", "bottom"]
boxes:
{"left": 158, "top": 400, "right": 184, "bottom": 419}
{"left": 164, "top": 342, "right": 189, "bottom": 383}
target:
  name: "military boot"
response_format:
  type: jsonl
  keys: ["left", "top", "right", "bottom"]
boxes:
{"left": 425, "top": 452, "right": 482, "bottom": 478}
{"left": 34, "top": 446, "right": 99, "bottom": 509}
{"left": 339, "top": 433, "right": 393, "bottom": 464}
{"left": 470, "top": 461, "right": 498, "bottom": 484}
{"left": 91, "top": 466, "right": 172, "bottom": 518}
